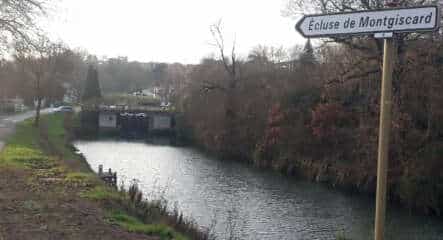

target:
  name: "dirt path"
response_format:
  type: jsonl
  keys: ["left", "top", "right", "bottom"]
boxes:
{"left": 0, "top": 168, "right": 157, "bottom": 240}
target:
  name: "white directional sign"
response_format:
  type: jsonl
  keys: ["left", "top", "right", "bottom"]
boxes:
{"left": 296, "top": 6, "right": 439, "bottom": 38}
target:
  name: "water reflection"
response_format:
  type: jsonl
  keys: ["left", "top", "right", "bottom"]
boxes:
{"left": 75, "top": 140, "right": 443, "bottom": 240}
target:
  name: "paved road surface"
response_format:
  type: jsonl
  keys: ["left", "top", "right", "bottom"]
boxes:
{"left": 0, "top": 109, "right": 53, "bottom": 151}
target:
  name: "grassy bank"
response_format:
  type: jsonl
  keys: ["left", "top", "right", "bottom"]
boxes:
{"left": 0, "top": 113, "right": 209, "bottom": 240}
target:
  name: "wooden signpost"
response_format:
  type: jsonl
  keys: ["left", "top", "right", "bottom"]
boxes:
{"left": 295, "top": 5, "right": 440, "bottom": 240}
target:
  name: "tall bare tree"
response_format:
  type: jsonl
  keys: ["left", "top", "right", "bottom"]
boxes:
{"left": 210, "top": 20, "right": 239, "bottom": 90}
{"left": 14, "top": 37, "right": 69, "bottom": 126}
{"left": 0, "top": 0, "right": 49, "bottom": 54}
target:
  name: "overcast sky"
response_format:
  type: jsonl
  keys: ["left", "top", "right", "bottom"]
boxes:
{"left": 44, "top": 0, "right": 305, "bottom": 64}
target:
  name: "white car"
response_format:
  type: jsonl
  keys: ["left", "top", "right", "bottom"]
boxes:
{"left": 54, "top": 106, "right": 74, "bottom": 113}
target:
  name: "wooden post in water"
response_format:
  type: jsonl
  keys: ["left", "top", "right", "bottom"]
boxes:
{"left": 374, "top": 37, "right": 395, "bottom": 240}
{"left": 97, "top": 165, "right": 117, "bottom": 187}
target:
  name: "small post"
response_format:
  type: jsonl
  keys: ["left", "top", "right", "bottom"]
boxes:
{"left": 374, "top": 37, "right": 396, "bottom": 240}
{"left": 113, "top": 172, "right": 117, "bottom": 186}
{"left": 98, "top": 164, "right": 103, "bottom": 176}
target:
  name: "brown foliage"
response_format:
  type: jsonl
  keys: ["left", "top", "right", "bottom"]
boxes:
{"left": 176, "top": 34, "right": 443, "bottom": 215}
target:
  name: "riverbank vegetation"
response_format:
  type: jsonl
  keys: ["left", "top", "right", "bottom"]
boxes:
{"left": 82, "top": 183, "right": 214, "bottom": 240}
{"left": 172, "top": 24, "right": 443, "bottom": 217}
{"left": 0, "top": 113, "right": 210, "bottom": 239}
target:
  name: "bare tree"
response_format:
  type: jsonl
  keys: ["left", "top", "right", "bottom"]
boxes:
{"left": 210, "top": 20, "right": 239, "bottom": 90}
{"left": 0, "top": 0, "right": 49, "bottom": 54}
{"left": 62, "top": 48, "right": 88, "bottom": 103}
{"left": 14, "top": 37, "right": 69, "bottom": 126}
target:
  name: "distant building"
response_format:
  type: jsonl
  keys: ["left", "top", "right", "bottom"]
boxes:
{"left": 141, "top": 89, "right": 158, "bottom": 98}
{"left": 133, "top": 87, "right": 172, "bottom": 101}
{"left": 0, "top": 96, "right": 26, "bottom": 113}
{"left": 62, "top": 83, "right": 78, "bottom": 104}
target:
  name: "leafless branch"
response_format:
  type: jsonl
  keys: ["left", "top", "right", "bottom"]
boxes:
{"left": 210, "top": 19, "right": 239, "bottom": 90}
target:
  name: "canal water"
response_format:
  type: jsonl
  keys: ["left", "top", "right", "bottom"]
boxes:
{"left": 74, "top": 140, "right": 443, "bottom": 240}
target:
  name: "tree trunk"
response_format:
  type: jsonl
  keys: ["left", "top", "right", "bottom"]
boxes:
{"left": 34, "top": 96, "right": 42, "bottom": 127}
{"left": 34, "top": 75, "right": 41, "bottom": 127}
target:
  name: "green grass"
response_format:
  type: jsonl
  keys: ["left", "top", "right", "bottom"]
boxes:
{"left": 0, "top": 119, "right": 52, "bottom": 168}
{"left": 0, "top": 114, "right": 84, "bottom": 171}
{"left": 46, "top": 113, "right": 65, "bottom": 138}
{"left": 0, "top": 146, "right": 47, "bottom": 167}
{"left": 108, "top": 211, "right": 189, "bottom": 240}
{"left": 5, "top": 118, "right": 39, "bottom": 147}
{"left": 80, "top": 186, "right": 124, "bottom": 201}
{"left": 43, "top": 113, "right": 91, "bottom": 171}
{"left": 45, "top": 114, "right": 79, "bottom": 159}
{"left": 64, "top": 172, "right": 100, "bottom": 187}
{"left": 336, "top": 231, "right": 351, "bottom": 240}
{"left": 65, "top": 172, "right": 95, "bottom": 180}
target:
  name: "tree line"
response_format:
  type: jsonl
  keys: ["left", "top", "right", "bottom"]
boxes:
{"left": 0, "top": 0, "right": 186, "bottom": 126}
{"left": 173, "top": 1, "right": 443, "bottom": 216}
